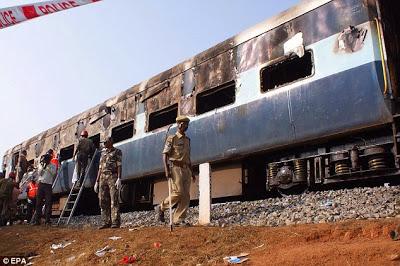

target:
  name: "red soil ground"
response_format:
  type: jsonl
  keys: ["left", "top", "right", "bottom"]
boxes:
{"left": 0, "top": 219, "right": 399, "bottom": 265}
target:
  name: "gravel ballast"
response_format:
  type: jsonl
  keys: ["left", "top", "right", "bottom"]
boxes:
{"left": 64, "top": 185, "right": 400, "bottom": 228}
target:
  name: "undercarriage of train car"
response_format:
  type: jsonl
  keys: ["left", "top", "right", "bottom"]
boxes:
{"left": 265, "top": 122, "right": 400, "bottom": 195}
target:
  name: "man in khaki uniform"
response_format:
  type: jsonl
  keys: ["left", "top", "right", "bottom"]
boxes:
{"left": 95, "top": 137, "right": 122, "bottom": 229}
{"left": 156, "top": 115, "right": 195, "bottom": 226}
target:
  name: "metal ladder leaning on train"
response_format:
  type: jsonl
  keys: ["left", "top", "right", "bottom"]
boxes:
{"left": 1, "top": 0, "right": 400, "bottom": 229}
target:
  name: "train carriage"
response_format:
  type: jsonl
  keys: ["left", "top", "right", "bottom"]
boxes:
{"left": 2, "top": 0, "right": 399, "bottom": 213}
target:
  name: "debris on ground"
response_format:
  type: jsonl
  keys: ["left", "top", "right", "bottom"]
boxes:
{"left": 1, "top": 219, "right": 400, "bottom": 265}
{"left": 95, "top": 245, "right": 116, "bottom": 257}
{"left": 109, "top": 236, "right": 122, "bottom": 241}
{"left": 252, "top": 244, "right": 264, "bottom": 249}
{"left": 27, "top": 255, "right": 40, "bottom": 260}
{"left": 118, "top": 255, "right": 138, "bottom": 264}
{"left": 223, "top": 252, "right": 249, "bottom": 264}
{"left": 153, "top": 242, "right": 161, "bottom": 248}
{"left": 50, "top": 241, "right": 73, "bottom": 250}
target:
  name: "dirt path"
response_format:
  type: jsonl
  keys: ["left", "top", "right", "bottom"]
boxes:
{"left": 0, "top": 219, "right": 399, "bottom": 265}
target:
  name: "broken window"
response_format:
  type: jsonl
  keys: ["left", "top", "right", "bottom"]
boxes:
{"left": 260, "top": 50, "right": 313, "bottom": 92}
{"left": 59, "top": 145, "right": 74, "bottom": 162}
{"left": 89, "top": 134, "right": 101, "bottom": 149}
{"left": 196, "top": 81, "right": 236, "bottom": 115}
{"left": 111, "top": 121, "right": 134, "bottom": 143}
{"left": 148, "top": 104, "right": 178, "bottom": 131}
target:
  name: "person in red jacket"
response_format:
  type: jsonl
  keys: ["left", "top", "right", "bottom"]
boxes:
{"left": 26, "top": 176, "right": 38, "bottom": 223}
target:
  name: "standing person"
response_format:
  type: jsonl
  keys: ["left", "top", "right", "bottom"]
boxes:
{"left": 7, "top": 182, "right": 21, "bottom": 225}
{"left": 16, "top": 150, "right": 28, "bottom": 184}
{"left": 31, "top": 151, "right": 57, "bottom": 226}
{"left": 94, "top": 137, "right": 122, "bottom": 229}
{"left": 2, "top": 164, "right": 6, "bottom": 178}
{"left": 0, "top": 172, "right": 16, "bottom": 226}
{"left": 26, "top": 176, "right": 38, "bottom": 223}
{"left": 74, "top": 130, "right": 95, "bottom": 187}
{"left": 156, "top": 116, "right": 196, "bottom": 226}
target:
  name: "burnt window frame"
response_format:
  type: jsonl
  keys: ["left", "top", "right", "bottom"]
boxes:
{"left": 260, "top": 50, "right": 315, "bottom": 93}
{"left": 111, "top": 121, "right": 135, "bottom": 144}
{"left": 59, "top": 144, "right": 75, "bottom": 162}
{"left": 89, "top": 133, "right": 101, "bottom": 149}
{"left": 196, "top": 80, "right": 236, "bottom": 115}
{"left": 147, "top": 103, "right": 178, "bottom": 132}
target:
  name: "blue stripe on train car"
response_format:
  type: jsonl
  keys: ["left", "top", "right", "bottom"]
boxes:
{"left": 119, "top": 60, "right": 390, "bottom": 181}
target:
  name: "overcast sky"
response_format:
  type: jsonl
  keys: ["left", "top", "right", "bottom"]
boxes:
{"left": 0, "top": 0, "right": 299, "bottom": 163}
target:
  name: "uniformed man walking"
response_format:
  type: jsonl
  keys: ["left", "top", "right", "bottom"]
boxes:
{"left": 156, "top": 115, "right": 195, "bottom": 226}
{"left": 95, "top": 137, "right": 122, "bottom": 229}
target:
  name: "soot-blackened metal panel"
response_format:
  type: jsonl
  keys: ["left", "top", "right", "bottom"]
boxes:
{"left": 236, "top": 0, "right": 371, "bottom": 73}
{"left": 145, "top": 74, "right": 182, "bottom": 115}
{"left": 195, "top": 50, "right": 236, "bottom": 93}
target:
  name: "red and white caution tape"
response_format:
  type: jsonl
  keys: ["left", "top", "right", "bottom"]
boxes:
{"left": 0, "top": 0, "right": 101, "bottom": 29}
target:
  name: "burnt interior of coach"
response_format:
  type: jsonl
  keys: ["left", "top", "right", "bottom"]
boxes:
{"left": 59, "top": 144, "right": 74, "bottom": 162}
{"left": 379, "top": 0, "right": 400, "bottom": 100}
{"left": 111, "top": 121, "right": 134, "bottom": 143}
{"left": 89, "top": 133, "right": 101, "bottom": 149}
{"left": 196, "top": 81, "right": 236, "bottom": 115}
{"left": 260, "top": 51, "right": 314, "bottom": 92}
{"left": 148, "top": 104, "right": 178, "bottom": 132}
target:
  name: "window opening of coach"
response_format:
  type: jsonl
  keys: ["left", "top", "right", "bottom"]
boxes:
{"left": 196, "top": 80, "right": 236, "bottom": 115}
{"left": 59, "top": 144, "right": 74, "bottom": 162}
{"left": 12, "top": 152, "right": 19, "bottom": 170}
{"left": 260, "top": 50, "right": 313, "bottom": 92}
{"left": 148, "top": 104, "right": 178, "bottom": 131}
{"left": 89, "top": 133, "right": 101, "bottom": 149}
{"left": 111, "top": 121, "right": 134, "bottom": 143}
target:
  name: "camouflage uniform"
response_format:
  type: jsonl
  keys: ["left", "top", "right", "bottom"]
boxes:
{"left": 160, "top": 131, "right": 192, "bottom": 223}
{"left": 98, "top": 147, "right": 122, "bottom": 226}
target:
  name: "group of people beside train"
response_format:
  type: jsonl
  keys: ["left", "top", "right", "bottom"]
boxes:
{"left": 0, "top": 114, "right": 195, "bottom": 229}
{"left": 0, "top": 149, "right": 59, "bottom": 226}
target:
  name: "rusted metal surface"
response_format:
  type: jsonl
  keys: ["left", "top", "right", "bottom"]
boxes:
{"left": 145, "top": 74, "right": 182, "bottom": 124}
{"left": 194, "top": 49, "right": 236, "bottom": 94}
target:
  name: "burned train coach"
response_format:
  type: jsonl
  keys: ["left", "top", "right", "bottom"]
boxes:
{"left": 2, "top": 0, "right": 400, "bottom": 212}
